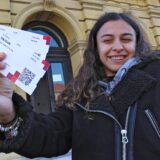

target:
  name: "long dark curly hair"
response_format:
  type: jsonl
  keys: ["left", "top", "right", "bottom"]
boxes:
{"left": 57, "top": 12, "right": 154, "bottom": 109}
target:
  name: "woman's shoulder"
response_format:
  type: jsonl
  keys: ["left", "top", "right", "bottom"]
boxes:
{"left": 146, "top": 55, "right": 160, "bottom": 68}
{"left": 141, "top": 54, "right": 160, "bottom": 78}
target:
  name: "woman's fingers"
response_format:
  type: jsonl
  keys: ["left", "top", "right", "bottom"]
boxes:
{"left": 0, "top": 52, "right": 6, "bottom": 60}
{"left": 0, "top": 78, "right": 13, "bottom": 98}
{"left": 0, "top": 52, "right": 12, "bottom": 98}
{"left": 0, "top": 62, "right": 6, "bottom": 69}
{"left": 0, "top": 73, "right": 4, "bottom": 78}
{"left": 0, "top": 52, "right": 6, "bottom": 69}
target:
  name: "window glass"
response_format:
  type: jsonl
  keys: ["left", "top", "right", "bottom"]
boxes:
{"left": 51, "top": 63, "right": 65, "bottom": 99}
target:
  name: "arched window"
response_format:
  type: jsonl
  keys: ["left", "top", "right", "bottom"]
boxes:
{"left": 24, "top": 21, "right": 67, "bottom": 48}
{"left": 23, "top": 21, "right": 73, "bottom": 114}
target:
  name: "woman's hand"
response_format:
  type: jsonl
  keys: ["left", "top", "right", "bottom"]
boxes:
{"left": 0, "top": 52, "right": 15, "bottom": 124}
{"left": 0, "top": 52, "right": 6, "bottom": 69}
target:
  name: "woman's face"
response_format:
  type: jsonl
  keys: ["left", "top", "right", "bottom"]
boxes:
{"left": 96, "top": 20, "right": 136, "bottom": 76}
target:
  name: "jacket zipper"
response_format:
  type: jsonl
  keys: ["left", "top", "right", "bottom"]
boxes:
{"left": 74, "top": 102, "right": 130, "bottom": 160}
{"left": 126, "top": 103, "right": 137, "bottom": 160}
{"left": 122, "top": 106, "right": 131, "bottom": 160}
{"left": 145, "top": 109, "right": 160, "bottom": 139}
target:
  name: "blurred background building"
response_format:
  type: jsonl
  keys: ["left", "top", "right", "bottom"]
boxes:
{"left": 0, "top": 0, "right": 160, "bottom": 159}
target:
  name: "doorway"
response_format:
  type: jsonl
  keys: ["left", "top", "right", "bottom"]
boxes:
{"left": 23, "top": 21, "right": 73, "bottom": 114}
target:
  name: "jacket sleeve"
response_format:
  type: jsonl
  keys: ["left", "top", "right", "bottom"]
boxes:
{"left": 0, "top": 93, "right": 72, "bottom": 158}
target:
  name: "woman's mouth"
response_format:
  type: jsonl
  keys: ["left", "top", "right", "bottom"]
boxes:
{"left": 108, "top": 55, "right": 126, "bottom": 60}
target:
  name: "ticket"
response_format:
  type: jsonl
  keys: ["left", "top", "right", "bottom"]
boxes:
{"left": 0, "top": 25, "right": 50, "bottom": 62}
{"left": 0, "top": 25, "right": 51, "bottom": 95}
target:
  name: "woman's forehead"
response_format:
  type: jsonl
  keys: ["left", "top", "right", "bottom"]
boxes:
{"left": 97, "top": 20, "right": 136, "bottom": 38}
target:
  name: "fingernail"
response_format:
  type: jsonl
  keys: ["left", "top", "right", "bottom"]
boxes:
{"left": 0, "top": 63, "right": 6, "bottom": 69}
{"left": 0, "top": 52, "right": 6, "bottom": 59}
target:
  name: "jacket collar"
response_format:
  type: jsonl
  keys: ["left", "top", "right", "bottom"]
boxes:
{"left": 110, "top": 67, "right": 157, "bottom": 116}
{"left": 79, "top": 58, "right": 159, "bottom": 117}
{"left": 87, "top": 60, "right": 158, "bottom": 117}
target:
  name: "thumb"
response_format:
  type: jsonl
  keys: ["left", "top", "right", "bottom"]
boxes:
{"left": 0, "top": 77, "right": 13, "bottom": 99}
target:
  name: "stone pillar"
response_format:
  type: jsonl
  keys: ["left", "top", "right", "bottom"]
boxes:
{"left": 0, "top": 0, "right": 11, "bottom": 25}
{"left": 80, "top": 0, "right": 103, "bottom": 34}
{"left": 146, "top": 0, "right": 160, "bottom": 50}
{"left": 68, "top": 40, "right": 86, "bottom": 76}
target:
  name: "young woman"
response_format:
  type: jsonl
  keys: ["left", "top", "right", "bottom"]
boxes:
{"left": 0, "top": 12, "right": 160, "bottom": 160}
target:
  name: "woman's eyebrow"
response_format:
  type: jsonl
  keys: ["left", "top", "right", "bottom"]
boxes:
{"left": 121, "top": 33, "right": 134, "bottom": 37}
{"left": 100, "top": 33, "right": 134, "bottom": 39}
{"left": 100, "top": 34, "right": 113, "bottom": 38}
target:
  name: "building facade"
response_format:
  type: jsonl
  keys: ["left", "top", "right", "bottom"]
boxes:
{"left": 0, "top": 0, "right": 160, "bottom": 159}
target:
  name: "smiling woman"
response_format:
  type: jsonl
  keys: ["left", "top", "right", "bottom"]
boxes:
{"left": 96, "top": 20, "right": 136, "bottom": 76}
{"left": 0, "top": 12, "right": 160, "bottom": 160}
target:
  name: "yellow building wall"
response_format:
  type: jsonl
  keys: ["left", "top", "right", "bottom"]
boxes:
{"left": 0, "top": 0, "right": 160, "bottom": 159}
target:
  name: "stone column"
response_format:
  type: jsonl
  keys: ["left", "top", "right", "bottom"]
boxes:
{"left": 0, "top": 0, "right": 11, "bottom": 25}
{"left": 146, "top": 0, "right": 160, "bottom": 50}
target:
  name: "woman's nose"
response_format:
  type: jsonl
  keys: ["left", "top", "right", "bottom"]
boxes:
{"left": 112, "top": 41, "right": 123, "bottom": 52}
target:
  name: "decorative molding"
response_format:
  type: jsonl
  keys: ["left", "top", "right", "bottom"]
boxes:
{"left": 122, "top": 8, "right": 132, "bottom": 14}
{"left": 68, "top": 40, "right": 86, "bottom": 56}
{"left": 147, "top": 7, "right": 160, "bottom": 16}
{"left": 43, "top": 0, "right": 54, "bottom": 10}
{"left": 80, "top": 0, "right": 103, "bottom": 11}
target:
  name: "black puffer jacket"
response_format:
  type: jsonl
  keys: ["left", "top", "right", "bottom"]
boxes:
{"left": 0, "top": 57, "right": 160, "bottom": 160}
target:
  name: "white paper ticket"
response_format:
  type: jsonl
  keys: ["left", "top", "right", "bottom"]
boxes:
{"left": 0, "top": 25, "right": 51, "bottom": 95}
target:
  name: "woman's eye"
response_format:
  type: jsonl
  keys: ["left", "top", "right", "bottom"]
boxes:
{"left": 121, "top": 38, "right": 132, "bottom": 42}
{"left": 121, "top": 36, "right": 133, "bottom": 42}
{"left": 102, "top": 39, "right": 112, "bottom": 43}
